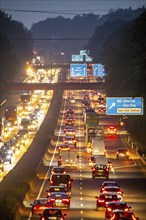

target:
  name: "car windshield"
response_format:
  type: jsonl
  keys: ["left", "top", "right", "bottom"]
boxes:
{"left": 52, "top": 175, "right": 70, "bottom": 184}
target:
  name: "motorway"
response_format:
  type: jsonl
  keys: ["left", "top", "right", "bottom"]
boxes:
{"left": 21, "top": 89, "right": 146, "bottom": 220}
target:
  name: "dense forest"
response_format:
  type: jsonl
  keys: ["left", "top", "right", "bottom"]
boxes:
{"left": 30, "top": 8, "right": 143, "bottom": 61}
{"left": 0, "top": 10, "right": 33, "bottom": 94}
{"left": 87, "top": 9, "right": 146, "bottom": 148}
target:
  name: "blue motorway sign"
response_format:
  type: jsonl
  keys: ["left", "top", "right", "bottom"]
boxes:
{"left": 70, "top": 64, "right": 87, "bottom": 77}
{"left": 93, "top": 64, "right": 105, "bottom": 77}
{"left": 72, "top": 55, "right": 83, "bottom": 62}
{"left": 106, "top": 97, "right": 143, "bottom": 115}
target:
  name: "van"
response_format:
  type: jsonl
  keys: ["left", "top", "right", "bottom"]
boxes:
{"left": 49, "top": 173, "right": 73, "bottom": 192}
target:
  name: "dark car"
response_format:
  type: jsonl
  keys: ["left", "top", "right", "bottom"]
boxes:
{"left": 109, "top": 210, "right": 139, "bottom": 220}
{"left": 49, "top": 173, "right": 73, "bottom": 192}
{"left": 0, "top": 150, "right": 12, "bottom": 164}
{"left": 105, "top": 201, "right": 131, "bottom": 219}
{"left": 92, "top": 164, "right": 109, "bottom": 179}
{"left": 116, "top": 148, "right": 130, "bottom": 159}
{"left": 46, "top": 186, "right": 66, "bottom": 197}
{"left": 48, "top": 192, "right": 71, "bottom": 209}
{"left": 51, "top": 167, "right": 67, "bottom": 174}
{"left": 65, "top": 109, "right": 74, "bottom": 116}
{"left": 95, "top": 193, "right": 119, "bottom": 210}
{"left": 40, "top": 208, "right": 66, "bottom": 220}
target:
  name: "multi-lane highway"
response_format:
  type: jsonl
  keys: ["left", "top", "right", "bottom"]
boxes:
{"left": 20, "top": 89, "right": 146, "bottom": 220}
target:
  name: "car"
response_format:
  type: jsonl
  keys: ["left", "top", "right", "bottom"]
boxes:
{"left": 105, "top": 201, "right": 131, "bottom": 219}
{"left": 46, "top": 186, "right": 66, "bottom": 197}
{"left": 116, "top": 148, "right": 130, "bottom": 159}
{"left": 64, "top": 128, "right": 75, "bottom": 136}
{"left": 65, "top": 109, "right": 74, "bottom": 116}
{"left": 58, "top": 144, "right": 70, "bottom": 154}
{"left": 30, "top": 198, "right": 53, "bottom": 215}
{"left": 92, "top": 164, "right": 109, "bottom": 179}
{"left": 82, "top": 99, "right": 91, "bottom": 107}
{"left": 68, "top": 97, "right": 75, "bottom": 104}
{"left": 48, "top": 192, "right": 71, "bottom": 209}
{"left": 63, "top": 136, "right": 77, "bottom": 147}
{"left": 102, "top": 186, "right": 124, "bottom": 200}
{"left": 95, "top": 193, "right": 119, "bottom": 209}
{"left": 65, "top": 117, "right": 75, "bottom": 126}
{"left": 39, "top": 208, "right": 66, "bottom": 220}
{"left": 98, "top": 104, "right": 106, "bottom": 113}
{"left": 0, "top": 150, "right": 12, "bottom": 164}
{"left": 95, "top": 97, "right": 105, "bottom": 106}
{"left": 0, "top": 157, "right": 4, "bottom": 172}
{"left": 109, "top": 210, "right": 139, "bottom": 220}
{"left": 100, "top": 181, "right": 120, "bottom": 192}
{"left": 83, "top": 94, "right": 90, "bottom": 100}
{"left": 106, "top": 125, "right": 117, "bottom": 134}
{"left": 63, "top": 125, "right": 73, "bottom": 133}
{"left": 51, "top": 166, "right": 67, "bottom": 174}
{"left": 49, "top": 173, "right": 73, "bottom": 192}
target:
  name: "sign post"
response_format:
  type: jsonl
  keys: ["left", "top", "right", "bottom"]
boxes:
{"left": 106, "top": 97, "right": 143, "bottom": 115}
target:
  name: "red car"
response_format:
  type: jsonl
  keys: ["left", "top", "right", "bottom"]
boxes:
{"left": 30, "top": 198, "right": 53, "bottom": 215}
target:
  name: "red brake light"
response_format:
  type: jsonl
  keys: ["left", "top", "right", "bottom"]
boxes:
{"left": 50, "top": 198, "right": 55, "bottom": 202}
{"left": 107, "top": 207, "right": 112, "bottom": 211}
{"left": 62, "top": 198, "right": 69, "bottom": 202}
{"left": 124, "top": 208, "right": 129, "bottom": 212}
{"left": 98, "top": 199, "right": 105, "bottom": 203}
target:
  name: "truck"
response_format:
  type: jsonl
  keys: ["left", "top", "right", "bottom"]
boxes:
{"left": 91, "top": 139, "right": 107, "bottom": 156}
{"left": 58, "top": 149, "right": 78, "bottom": 168}
{"left": 4, "top": 105, "right": 18, "bottom": 126}
{"left": 84, "top": 109, "right": 99, "bottom": 127}
{"left": 85, "top": 125, "right": 104, "bottom": 153}
{"left": 20, "top": 90, "right": 31, "bottom": 103}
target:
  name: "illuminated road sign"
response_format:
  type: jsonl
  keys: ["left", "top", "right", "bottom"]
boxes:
{"left": 93, "top": 64, "right": 105, "bottom": 77}
{"left": 72, "top": 55, "right": 83, "bottom": 62}
{"left": 70, "top": 64, "right": 87, "bottom": 77}
{"left": 106, "top": 97, "right": 143, "bottom": 115}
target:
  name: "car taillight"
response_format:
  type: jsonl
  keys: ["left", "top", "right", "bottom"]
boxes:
{"left": 117, "top": 191, "right": 122, "bottom": 194}
{"left": 68, "top": 181, "right": 71, "bottom": 185}
{"left": 60, "top": 218, "right": 64, "bottom": 220}
{"left": 126, "top": 152, "right": 129, "bottom": 155}
{"left": 47, "top": 192, "right": 51, "bottom": 196}
{"left": 50, "top": 180, "right": 53, "bottom": 185}
{"left": 107, "top": 207, "right": 112, "bottom": 211}
{"left": 63, "top": 171, "right": 66, "bottom": 174}
{"left": 62, "top": 198, "right": 69, "bottom": 202}
{"left": 98, "top": 199, "right": 105, "bottom": 203}
{"left": 103, "top": 190, "right": 107, "bottom": 194}
{"left": 50, "top": 198, "right": 55, "bottom": 202}
{"left": 92, "top": 168, "right": 95, "bottom": 171}
{"left": 124, "top": 208, "right": 129, "bottom": 212}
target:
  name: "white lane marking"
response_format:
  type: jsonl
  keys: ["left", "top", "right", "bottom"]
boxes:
{"left": 27, "top": 90, "right": 67, "bottom": 219}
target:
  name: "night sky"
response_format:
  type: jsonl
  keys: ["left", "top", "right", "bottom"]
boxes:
{"left": 1, "top": 0, "right": 145, "bottom": 29}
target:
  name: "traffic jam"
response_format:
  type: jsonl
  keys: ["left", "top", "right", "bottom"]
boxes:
{"left": 0, "top": 68, "right": 61, "bottom": 178}
{"left": 0, "top": 70, "right": 142, "bottom": 220}
{"left": 27, "top": 87, "right": 140, "bottom": 220}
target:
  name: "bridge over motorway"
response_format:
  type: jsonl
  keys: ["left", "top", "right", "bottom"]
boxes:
{"left": 4, "top": 82, "right": 105, "bottom": 91}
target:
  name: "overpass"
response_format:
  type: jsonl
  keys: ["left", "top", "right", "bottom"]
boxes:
{"left": 4, "top": 82, "right": 105, "bottom": 91}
